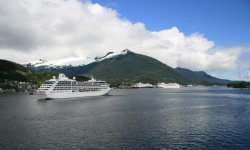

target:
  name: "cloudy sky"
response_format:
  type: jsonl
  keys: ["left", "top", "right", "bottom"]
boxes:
{"left": 0, "top": 0, "right": 249, "bottom": 80}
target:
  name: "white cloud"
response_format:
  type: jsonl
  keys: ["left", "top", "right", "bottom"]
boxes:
{"left": 239, "top": 70, "right": 250, "bottom": 80}
{"left": 0, "top": 0, "right": 243, "bottom": 72}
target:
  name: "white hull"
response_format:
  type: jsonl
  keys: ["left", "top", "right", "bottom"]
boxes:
{"left": 37, "top": 88, "right": 112, "bottom": 100}
{"left": 158, "top": 85, "right": 180, "bottom": 88}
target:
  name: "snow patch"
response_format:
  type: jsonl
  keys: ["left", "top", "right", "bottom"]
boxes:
{"left": 24, "top": 50, "right": 129, "bottom": 68}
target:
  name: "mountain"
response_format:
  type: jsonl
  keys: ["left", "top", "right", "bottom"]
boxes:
{"left": 0, "top": 59, "right": 30, "bottom": 82}
{"left": 24, "top": 50, "right": 129, "bottom": 69}
{"left": 24, "top": 49, "right": 230, "bottom": 86}
{"left": 83, "top": 50, "right": 188, "bottom": 84}
{"left": 0, "top": 59, "right": 89, "bottom": 87}
{"left": 175, "top": 67, "right": 230, "bottom": 85}
{"left": 26, "top": 50, "right": 188, "bottom": 84}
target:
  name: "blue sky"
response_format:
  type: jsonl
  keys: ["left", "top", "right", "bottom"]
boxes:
{"left": 92, "top": 0, "right": 250, "bottom": 47}
{"left": 90, "top": 0, "right": 250, "bottom": 80}
{"left": 1, "top": 0, "right": 250, "bottom": 80}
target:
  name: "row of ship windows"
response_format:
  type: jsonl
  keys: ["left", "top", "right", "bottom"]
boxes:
{"left": 58, "top": 81, "right": 75, "bottom": 84}
{"left": 57, "top": 82, "right": 77, "bottom": 84}
{"left": 40, "top": 85, "right": 77, "bottom": 88}
{"left": 40, "top": 86, "right": 107, "bottom": 89}
{"left": 55, "top": 85, "right": 78, "bottom": 86}
{"left": 51, "top": 91, "right": 74, "bottom": 93}
{"left": 51, "top": 89, "right": 102, "bottom": 92}
{"left": 39, "top": 87, "right": 107, "bottom": 90}
{"left": 40, "top": 87, "right": 50, "bottom": 89}
{"left": 55, "top": 85, "right": 77, "bottom": 86}
{"left": 52, "top": 88, "right": 105, "bottom": 91}
{"left": 54, "top": 86, "right": 104, "bottom": 88}
{"left": 54, "top": 87, "right": 71, "bottom": 90}
{"left": 42, "top": 84, "right": 108, "bottom": 87}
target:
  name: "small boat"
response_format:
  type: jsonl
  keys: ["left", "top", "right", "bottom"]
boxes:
{"left": 29, "top": 89, "right": 37, "bottom": 95}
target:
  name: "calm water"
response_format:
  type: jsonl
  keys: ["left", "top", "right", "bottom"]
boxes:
{"left": 0, "top": 87, "right": 250, "bottom": 150}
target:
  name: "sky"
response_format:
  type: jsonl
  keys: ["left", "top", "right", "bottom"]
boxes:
{"left": 93, "top": 0, "right": 250, "bottom": 47}
{"left": 0, "top": 0, "right": 249, "bottom": 80}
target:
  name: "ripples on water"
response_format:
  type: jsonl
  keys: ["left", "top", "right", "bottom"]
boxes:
{"left": 0, "top": 87, "right": 250, "bottom": 149}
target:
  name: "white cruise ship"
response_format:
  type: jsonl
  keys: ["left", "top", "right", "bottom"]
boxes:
{"left": 37, "top": 74, "right": 112, "bottom": 99}
{"left": 157, "top": 82, "right": 180, "bottom": 88}
{"left": 132, "top": 82, "right": 153, "bottom": 88}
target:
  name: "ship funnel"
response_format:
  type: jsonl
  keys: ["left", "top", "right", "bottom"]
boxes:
{"left": 58, "top": 73, "right": 68, "bottom": 79}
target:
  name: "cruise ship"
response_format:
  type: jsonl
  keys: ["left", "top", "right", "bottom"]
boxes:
{"left": 37, "top": 74, "right": 112, "bottom": 99}
{"left": 132, "top": 82, "right": 153, "bottom": 88}
{"left": 157, "top": 82, "right": 180, "bottom": 88}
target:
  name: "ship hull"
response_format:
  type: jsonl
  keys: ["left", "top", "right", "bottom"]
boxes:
{"left": 158, "top": 85, "right": 180, "bottom": 88}
{"left": 37, "top": 88, "right": 112, "bottom": 100}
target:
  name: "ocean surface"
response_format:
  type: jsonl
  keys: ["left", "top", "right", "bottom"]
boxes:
{"left": 0, "top": 87, "right": 250, "bottom": 150}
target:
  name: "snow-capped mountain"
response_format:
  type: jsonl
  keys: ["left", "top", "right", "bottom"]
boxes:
{"left": 24, "top": 57, "right": 94, "bottom": 68}
{"left": 24, "top": 49, "right": 129, "bottom": 68}
{"left": 19, "top": 49, "right": 230, "bottom": 85}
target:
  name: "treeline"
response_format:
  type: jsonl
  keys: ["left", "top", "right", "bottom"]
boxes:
{"left": 227, "top": 82, "right": 250, "bottom": 89}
